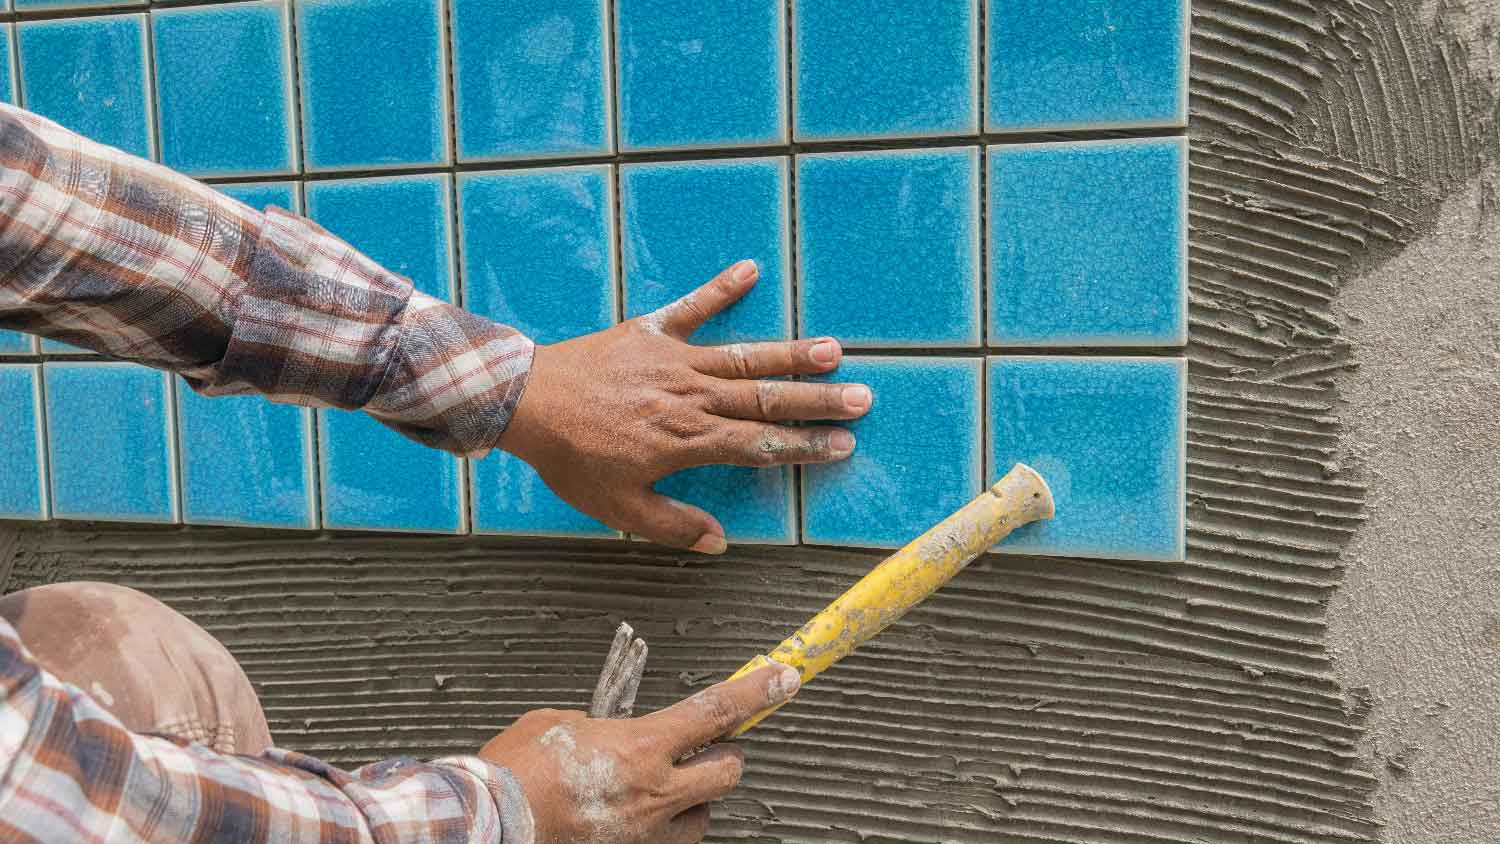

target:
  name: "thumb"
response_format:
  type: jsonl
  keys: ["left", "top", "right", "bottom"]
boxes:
{"left": 623, "top": 491, "right": 727, "bottom": 555}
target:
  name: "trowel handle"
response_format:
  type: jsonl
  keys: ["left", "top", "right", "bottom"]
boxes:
{"left": 727, "top": 463, "right": 1054, "bottom": 736}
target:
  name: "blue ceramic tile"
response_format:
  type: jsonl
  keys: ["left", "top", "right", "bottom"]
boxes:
{"left": 989, "top": 138, "right": 1187, "bottom": 347}
{"left": 0, "top": 332, "right": 33, "bottom": 356}
{"left": 803, "top": 357, "right": 982, "bottom": 548}
{"left": 216, "top": 181, "right": 301, "bottom": 214}
{"left": 458, "top": 166, "right": 615, "bottom": 345}
{"left": 470, "top": 451, "right": 615, "bottom": 538}
{"left": 988, "top": 0, "right": 1188, "bottom": 131}
{"left": 797, "top": 148, "right": 980, "bottom": 347}
{"left": 621, "top": 158, "right": 790, "bottom": 344}
{"left": 0, "top": 365, "right": 48, "bottom": 520}
{"left": 152, "top": 1, "right": 298, "bottom": 177}
{"left": 17, "top": 15, "right": 154, "bottom": 159}
{"left": 44, "top": 362, "right": 178, "bottom": 523}
{"left": 615, "top": 0, "right": 786, "bottom": 150}
{"left": 793, "top": 0, "right": 978, "bottom": 141}
{"left": 176, "top": 388, "right": 316, "bottom": 529}
{"left": 657, "top": 464, "right": 796, "bottom": 545}
{"left": 304, "top": 174, "right": 455, "bottom": 299}
{"left": 297, "top": 0, "right": 449, "bottom": 170}
{"left": 988, "top": 356, "right": 1185, "bottom": 561}
{"left": 318, "top": 408, "right": 466, "bottom": 533}
{"left": 450, "top": 0, "right": 611, "bottom": 161}
{"left": 305, "top": 173, "right": 465, "bottom": 533}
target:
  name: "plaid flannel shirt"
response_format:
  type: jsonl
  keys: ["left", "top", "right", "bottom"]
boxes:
{"left": 0, "top": 103, "right": 537, "bottom": 841}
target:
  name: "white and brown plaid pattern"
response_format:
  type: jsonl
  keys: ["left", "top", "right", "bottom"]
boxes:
{"left": 0, "top": 103, "right": 534, "bottom": 457}
{"left": 0, "top": 617, "right": 533, "bottom": 843}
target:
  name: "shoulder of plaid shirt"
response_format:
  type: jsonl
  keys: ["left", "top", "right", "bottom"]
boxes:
{"left": 0, "top": 102, "right": 540, "bottom": 842}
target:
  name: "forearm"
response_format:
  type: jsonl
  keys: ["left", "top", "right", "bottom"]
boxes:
{"left": 0, "top": 618, "right": 532, "bottom": 843}
{"left": 0, "top": 103, "right": 532, "bottom": 455}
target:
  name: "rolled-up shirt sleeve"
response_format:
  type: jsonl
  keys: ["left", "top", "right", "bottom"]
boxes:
{"left": 0, "top": 102, "right": 533, "bottom": 457}
{"left": 0, "top": 617, "right": 535, "bottom": 843}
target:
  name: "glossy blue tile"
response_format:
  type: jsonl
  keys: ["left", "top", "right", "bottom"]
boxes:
{"left": 797, "top": 148, "right": 980, "bottom": 347}
{"left": 176, "top": 388, "right": 316, "bottom": 529}
{"left": 152, "top": 1, "right": 297, "bottom": 177}
{"left": 988, "top": 357, "right": 1185, "bottom": 561}
{"left": 304, "top": 174, "right": 455, "bottom": 299}
{"left": 450, "top": 0, "right": 611, "bottom": 161}
{"left": 658, "top": 464, "right": 795, "bottom": 545}
{"left": 471, "top": 451, "right": 616, "bottom": 538}
{"left": 989, "top": 139, "right": 1187, "bottom": 347}
{"left": 297, "top": 0, "right": 449, "bottom": 170}
{"left": 621, "top": 158, "right": 790, "bottom": 344}
{"left": 0, "top": 365, "right": 48, "bottom": 520}
{"left": 305, "top": 173, "right": 464, "bottom": 533}
{"left": 988, "top": 0, "right": 1188, "bottom": 131}
{"left": 17, "top": 15, "right": 154, "bottom": 159}
{"left": 615, "top": 0, "right": 786, "bottom": 150}
{"left": 793, "top": 0, "right": 977, "bottom": 140}
{"left": 803, "top": 357, "right": 982, "bottom": 548}
{"left": 0, "top": 332, "right": 33, "bottom": 356}
{"left": 216, "top": 181, "right": 301, "bottom": 214}
{"left": 458, "top": 166, "right": 615, "bottom": 345}
{"left": 44, "top": 362, "right": 178, "bottom": 523}
{"left": 319, "top": 409, "right": 466, "bottom": 533}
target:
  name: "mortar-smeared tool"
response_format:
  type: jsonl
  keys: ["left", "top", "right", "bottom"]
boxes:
{"left": 724, "top": 463, "right": 1054, "bottom": 735}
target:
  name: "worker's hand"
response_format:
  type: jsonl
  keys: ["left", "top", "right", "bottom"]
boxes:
{"left": 499, "top": 259, "right": 871, "bottom": 553}
{"left": 479, "top": 663, "right": 800, "bottom": 844}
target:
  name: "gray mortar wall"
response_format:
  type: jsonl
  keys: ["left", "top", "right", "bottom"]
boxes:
{"left": 2, "top": 0, "right": 1498, "bottom": 841}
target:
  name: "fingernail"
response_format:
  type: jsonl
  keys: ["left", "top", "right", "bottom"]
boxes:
{"left": 842, "top": 385, "right": 871, "bottom": 412}
{"left": 774, "top": 666, "right": 801, "bottom": 703}
{"left": 810, "top": 340, "right": 839, "bottom": 365}
{"left": 731, "top": 259, "right": 757, "bottom": 284}
{"left": 829, "top": 429, "right": 855, "bottom": 457}
{"left": 691, "top": 533, "right": 728, "bottom": 555}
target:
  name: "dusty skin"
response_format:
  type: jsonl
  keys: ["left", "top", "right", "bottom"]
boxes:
{"left": 479, "top": 664, "right": 800, "bottom": 844}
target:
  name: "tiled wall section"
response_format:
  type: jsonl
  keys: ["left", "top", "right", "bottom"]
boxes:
{"left": 0, "top": 0, "right": 1189, "bottom": 561}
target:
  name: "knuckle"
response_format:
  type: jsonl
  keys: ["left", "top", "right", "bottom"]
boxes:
{"left": 745, "top": 432, "right": 779, "bottom": 466}
{"left": 754, "top": 380, "right": 782, "bottom": 419}
{"left": 693, "top": 689, "right": 741, "bottom": 732}
{"left": 721, "top": 343, "right": 753, "bottom": 379}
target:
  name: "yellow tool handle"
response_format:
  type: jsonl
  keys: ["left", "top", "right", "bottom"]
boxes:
{"left": 728, "top": 463, "right": 1053, "bottom": 735}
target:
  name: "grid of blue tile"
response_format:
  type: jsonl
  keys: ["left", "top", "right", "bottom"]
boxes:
{"left": 0, "top": 0, "right": 1188, "bottom": 563}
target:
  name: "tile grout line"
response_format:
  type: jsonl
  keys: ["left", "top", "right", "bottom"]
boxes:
{"left": 784, "top": 0, "right": 803, "bottom": 545}
{"left": 33, "top": 361, "right": 53, "bottom": 521}
{"left": 606, "top": 0, "right": 632, "bottom": 543}
{"left": 193, "top": 126, "right": 1187, "bottom": 188}
{"left": 139, "top": 5, "right": 159, "bottom": 162}
{"left": 605, "top": 0, "right": 624, "bottom": 328}
{"left": 283, "top": 0, "right": 306, "bottom": 181}
{"left": 977, "top": 0, "right": 990, "bottom": 485}
{"left": 283, "top": 0, "right": 322, "bottom": 531}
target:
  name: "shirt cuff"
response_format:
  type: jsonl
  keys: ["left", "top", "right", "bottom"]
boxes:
{"left": 362, "top": 291, "right": 536, "bottom": 457}
{"left": 434, "top": 756, "right": 537, "bottom": 844}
